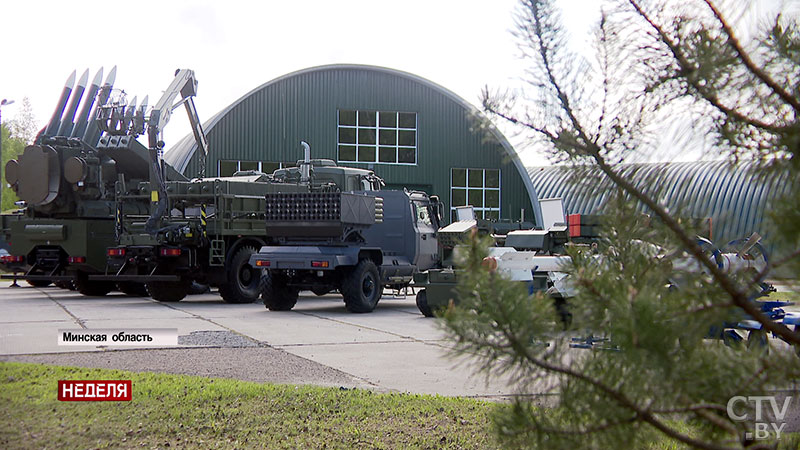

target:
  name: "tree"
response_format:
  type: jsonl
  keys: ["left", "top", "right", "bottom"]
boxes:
{"left": 1, "top": 123, "right": 24, "bottom": 212}
{"left": 8, "top": 97, "right": 39, "bottom": 144}
{"left": 443, "top": 1, "right": 800, "bottom": 448}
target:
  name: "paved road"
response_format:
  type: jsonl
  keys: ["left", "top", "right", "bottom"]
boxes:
{"left": 0, "top": 282, "right": 524, "bottom": 399}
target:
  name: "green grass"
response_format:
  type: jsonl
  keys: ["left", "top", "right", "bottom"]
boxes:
{"left": 767, "top": 290, "right": 800, "bottom": 304}
{"left": 3, "top": 362, "right": 798, "bottom": 449}
{"left": 0, "top": 362, "right": 497, "bottom": 449}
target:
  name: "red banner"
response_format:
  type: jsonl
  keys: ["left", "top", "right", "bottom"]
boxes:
{"left": 57, "top": 380, "right": 132, "bottom": 401}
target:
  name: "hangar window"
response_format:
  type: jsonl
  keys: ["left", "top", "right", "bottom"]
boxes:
{"left": 218, "top": 160, "right": 289, "bottom": 176}
{"left": 450, "top": 168, "right": 500, "bottom": 221}
{"left": 338, "top": 110, "right": 417, "bottom": 165}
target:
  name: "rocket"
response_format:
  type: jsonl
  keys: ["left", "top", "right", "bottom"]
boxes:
{"left": 43, "top": 70, "right": 76, "bottom": 137}
{"left": 82, "top": 66, "right": 117, "bottom": 146}
{"left": 70, "top": 68, "right": 104, "bottom": 139}
{"left": 56, "top": 69, "right": 89, "bottom": 137}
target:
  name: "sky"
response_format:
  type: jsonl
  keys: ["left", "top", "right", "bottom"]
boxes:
{"left": 0, "top": 0, "right": 605, "bottom": 167}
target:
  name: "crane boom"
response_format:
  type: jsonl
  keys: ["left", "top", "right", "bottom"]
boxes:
{"left": 147, "top": 69, "right": 209, "bottom": 176}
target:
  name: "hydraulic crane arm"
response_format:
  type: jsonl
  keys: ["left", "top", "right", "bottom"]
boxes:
{"left": 147, "top": 69, "right": 209, "bottom": 172}
{"left": 144, "top": 69, "right": 210, "bottom": 235}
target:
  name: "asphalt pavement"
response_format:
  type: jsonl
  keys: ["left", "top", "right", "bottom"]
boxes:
{"left": 0, "top": 282, "right": 526, "bottom": 399}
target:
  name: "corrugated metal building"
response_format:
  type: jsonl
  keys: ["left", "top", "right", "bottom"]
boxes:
{"left": 528, "top": 160, "right": 792, "bottom": 258}
{"left": 165, "top": 64, "right": 541, "bottom": 225}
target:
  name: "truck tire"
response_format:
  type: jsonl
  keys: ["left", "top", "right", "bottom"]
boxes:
{"left": 117, "top": 281, "right": 149, "bottom": 297}
{"left": 146, "top": 279, "right": 190, "bottom": 302}
{"left": 75, "top": 272, "right": 114, "bottom": 296}
{"left": 416, "top": 289, "right": 434, "bottom": 317}
{"left": 342, "top": 259, "right": 382, "bottom": 313}
{"left": 27, "top": 279, "right": 52, "bottom": 288}
{"left": 219, "top": 246, "right": 263, "bottom": 304}
{"left": 262, "top": 271, "right": 299, "bottom": 311}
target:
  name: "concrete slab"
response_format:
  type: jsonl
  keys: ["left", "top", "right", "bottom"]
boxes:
{"left": 0, "top": 321, "right": 76, "bottom": 354}
{"left": 281, "top": 340, "right": 519, "bottom": 397}
{"left": 212, "top": 309, "right": 410, "bottom": 346}
{"left": 0, "top": 302, "right": 75, "bottom": 322}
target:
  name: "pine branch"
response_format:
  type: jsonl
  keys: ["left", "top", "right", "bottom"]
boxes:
{"left": 628, "top": 0, "right": 788, "bottom": 134}
{"left": 521, "top": 3, "right": 799, "bottom": 347}
{"left": 503, "top": 327, "right": 739, "bottom": 450}
{"left": 609, "top": 1, "right": 800, "bottom": 347}
{"left": 702, "top": 0, "right": 800, "bottom": 115}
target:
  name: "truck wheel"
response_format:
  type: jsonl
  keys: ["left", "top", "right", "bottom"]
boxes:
{"left": 117, "top": 281, "right": 149, "bottom": 297}
{"left": 146, "top": 279, "right": 190, "bottom": 302}
{"left": 219, "top": 246, "right": 263, "bottom": 304}
{"left": 262, "top": 271, "right": 299, "bottom": 311}
{"left": 75, "top": 272, "right": 114, "bottom": 296}
{"left": 26, "top": 279, "right": 52, "bottom": 288}
{"left": 416, "top": 289, "right": 434, "bottom": 317}
{"left": 342, "top": 259, "right": 382, "bottom": 313}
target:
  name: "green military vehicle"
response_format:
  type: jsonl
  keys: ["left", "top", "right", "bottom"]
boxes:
{"left": 250, "top": 184, "right": 442, "bottom": 313}
{"left": 413, "top": 208, "right": 549, "bottom": 317}
{"left": 97, "top": 142, "right": 385, "bottom": 303}
{"left": 0, "top": 68, "right": 189, "bottom": 295}
{"left": 0, "top": 68, "right": 207, "bottom": 296}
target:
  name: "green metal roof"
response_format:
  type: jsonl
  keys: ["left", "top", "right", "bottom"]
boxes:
{"left": 527, "top": 161, "right": 792, "bottom": 259}
{"left": 164, "top": 64, "right": 541, "bottom": 225}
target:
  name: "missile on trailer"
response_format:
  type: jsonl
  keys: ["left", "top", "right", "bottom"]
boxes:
{"left": 56, "top": 69, "right": 89, "bottom": 137}
{"left": 70, "top": 67, "right": 103, "bottom": 139}
{"left": 83, "top": 66, "right": 117, "bottom": 146}
{"left": 132, "top": 95, "right": 148, "bottom": 137}
{"left": 43, "top": 70, "right": 76, "bottom": 137}
{"left": 122, "top": 96, "right": 138, "bottom": 134}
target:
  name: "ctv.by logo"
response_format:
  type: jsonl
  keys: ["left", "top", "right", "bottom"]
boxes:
{"left": 726, "top": 396, "right": 792, "bottom": 440}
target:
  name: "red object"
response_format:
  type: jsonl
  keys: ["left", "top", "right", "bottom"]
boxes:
{"left": 160, "top": 247, "right": 182, "bottom": 257}
{"left": 1, "top": 255, "right": 24, "bottom": 263}
{"left": 255, "top": 260, "right": 270, "bottom": 267}
{"left": 58, "top": 380, "right": 132, "bottom": 401}
{"left": 311, "top": 261, "right": 329, "bottom": 268}
{"left": 568, "top": 214, "right": 581, "bottom": 237}
{"left": 107, "top": 248, "right": 126, "bottom": 257}
{"left": 68, "top": 256, "right": 86, "bottom": 264}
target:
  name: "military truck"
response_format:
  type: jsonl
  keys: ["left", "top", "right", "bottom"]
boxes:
{"left": 250, "top": 188, "right": 442, "bottom": 313}
{"left": 97, "top": 142, "right": 385, "bottom": 304}
{"left": 413, "top": 207, "right": 563, "bottom": 317}
{"left": 0, "top": 67, "right": 189, "bottom": 296}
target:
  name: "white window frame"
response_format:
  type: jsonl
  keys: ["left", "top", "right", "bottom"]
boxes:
{"left": 217, "top": 160, "right": 288, "bottom": 176}
{"left": 450, "top": 168, "right": 501, "bottom": 221}
{"left": 337, "top": 110, "right": 417, "bottom": 165}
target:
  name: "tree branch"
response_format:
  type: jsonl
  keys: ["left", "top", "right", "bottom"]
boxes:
{"left": 628, "top": 0, "right": 786, "bottom": 134}
{"left": 504, "top": 329, "right": 739, "bottom": 450}
{"left": 607, "top": 1, "right": 800, "bottom": 347}
{"left": 702, "top": 0, "right": 800, "bottom": 114}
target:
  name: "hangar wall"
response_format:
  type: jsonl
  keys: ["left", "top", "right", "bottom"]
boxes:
{"left": 165, "top": 64, "right": 541, "bottom": 225}
{"left": 528, "top": 160, "right": 792, "bottom": 261}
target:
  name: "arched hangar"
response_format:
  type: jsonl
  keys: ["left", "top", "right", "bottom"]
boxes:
{"left": 528, "top": 161, "right": 792, "bottom": 263}
{"left": 165, "top": 64, "right": 541, "bottom": 225}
